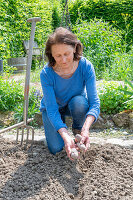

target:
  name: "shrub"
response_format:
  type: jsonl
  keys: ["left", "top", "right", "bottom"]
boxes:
{"left": 51, "top": 0, "right": 62, "bottom": 30}
{"left": 14, "top": 88, "right": 40, "bottom": 122}
{"left": 103, "top": 50, "right": 133, "bottom": 81}
{"left": 119, "top": 79, "right": 133, "bottom": 107}
{"left": 98, "top": 81, "right": 133, "bottom": 114}
{"left": 0, "top": 76, "right": 40, "bottom": 122}
{"left": 69, "top": 0, "right": 133, "bottom": 46}
{"left": 0, "top": 0, "right": 53, "bottom": 60}
{"left": 0, "top": 77, "right": 23, "bottom": 111}
{"left": 73, "top": 18, "right": 123, "bottom": 79}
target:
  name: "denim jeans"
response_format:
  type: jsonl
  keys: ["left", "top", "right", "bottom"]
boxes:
{"left": 42, "top": 95, "right": 89, "bottom": 155}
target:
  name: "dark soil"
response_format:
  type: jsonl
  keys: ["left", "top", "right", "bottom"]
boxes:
{"left": 0, "top": 137, "right": 133, "bottom": 200}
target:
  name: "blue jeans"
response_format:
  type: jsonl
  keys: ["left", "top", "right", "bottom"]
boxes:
{"left": 42, "top": 95, "right": 89, "bottom": 155}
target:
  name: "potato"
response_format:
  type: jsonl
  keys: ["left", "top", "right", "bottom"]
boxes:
{"left": 77, "top": 142, "right": 86, "bottom": 151}
{"left": 71, "top": 148, "right": 79, "bottom": 159}
{"left": 75, "top": 134, "right": 82, "bottom": 142}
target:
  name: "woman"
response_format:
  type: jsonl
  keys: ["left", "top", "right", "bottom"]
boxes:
{"left": 40, "top": 27, "right": 100, "bottom": 160}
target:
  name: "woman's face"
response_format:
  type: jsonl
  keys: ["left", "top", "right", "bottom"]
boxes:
{"left": 51, "top": 43, "right": 75, "bottom": 68}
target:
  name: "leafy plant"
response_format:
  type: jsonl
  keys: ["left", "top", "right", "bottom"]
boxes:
{"left": 69, "top": 0, "right": 133, "bottom": 46}
{"left": 98, "top": 81, "right": 133, "bottom": 114}
{"left": 14, "top": 88, "right": 40, "bottom": 122}
{"left": 30, "top": 67, "right": 42, "bottom": 83}
{"left": 118, "top": 79, "right": 133, "bottom": 106}
{"left": 0, "top": 0, "right": 53, "bottom": 60}
{"left": 51, "top": 0, "right": 62, "bottom": 30}
{"left": 103, "top": 51, "right": 133, "bottom": 81}
{"left": 73, "top": 18, "right": 123, "bottom": 78}
{"left": 0, "top": 76, "right": 40, "bottom": 122}
{"left": 0, "top": 77, "right": 23, "bottom": 111}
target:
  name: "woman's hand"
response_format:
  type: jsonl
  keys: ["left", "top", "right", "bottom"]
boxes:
{"left": 80, "top": 128, "right": 90, "bottom": 152}
{"left": 58, "top": 128, "right": 77, "bottom": 160}
{"left": 79, "top": 115, "right": 95, "bottom": 152}
{"left": 63, "top": 133, "right": 77, "bottom": 160}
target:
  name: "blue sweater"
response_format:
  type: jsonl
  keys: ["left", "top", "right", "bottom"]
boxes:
{"left": 40, "top": 57, "right": 100, "bottom": 131}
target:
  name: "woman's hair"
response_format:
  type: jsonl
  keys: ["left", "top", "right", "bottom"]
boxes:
{"left": 45, "top": 27, "right": 83, "bottom": 67}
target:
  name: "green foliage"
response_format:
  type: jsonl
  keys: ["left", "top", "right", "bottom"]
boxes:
{"left": 123, "top": 79, "right": 133, "bottom": 94}
{"left": 98, "top": 81, "right": 133, "bottom": 114}
{"left": 0, "top": 0, "right": 53, "bottom": 60}
{"left": 0, "top": 0, "right": 133, "bottom": 118}
{"left": 51, "top": 0, "right": 62, "bottom": 30}
{"left": 14, "top": 88, "right": 40, "bottom": 122}
{"left": 0, "top": 77, "right": 23, "bottom": 111}
{"left": 30, "top": 67, "right": 42, "bottom": 83}
{"left": 103, "top": 51, "right": 133, "bottom": 81}
{"left": 69, "top": 0, "right": 133, "bottom": 47}
{"left": 73, "top": 18, "right": 123, "bottom": 78}
{"left": 118, "top": 79, "right": 133, "bottom": 106}
{"left": 0, "top": 76, "right": 40, "bottom": 122}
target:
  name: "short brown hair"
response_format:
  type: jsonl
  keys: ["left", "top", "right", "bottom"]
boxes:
{"left": 45, "top": 27, "right": 83, "bottom": 67}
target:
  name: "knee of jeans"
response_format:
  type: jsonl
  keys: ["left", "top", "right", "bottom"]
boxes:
{"left": 68, "top": 95, "right": 89, "bottom": 115}
{"left": 48, "top": 143, "right": 64, "bottom": 155}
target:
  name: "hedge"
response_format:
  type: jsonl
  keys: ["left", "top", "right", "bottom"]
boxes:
{"left": 0, "top": 0, "right": 53, "bottom": 60}
{"left": 69, "top": 0, "right": 133, "bottom": 48}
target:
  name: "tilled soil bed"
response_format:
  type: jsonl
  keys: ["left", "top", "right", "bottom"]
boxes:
{"left": 0, "top": 137, "right": 133, "bottom": 200}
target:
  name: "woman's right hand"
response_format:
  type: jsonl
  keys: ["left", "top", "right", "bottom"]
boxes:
{"left": 63, "top": 134, "right": 76, "bottom": 160}
{"left": 58, "top": 128, "right": 77, "bottom": 160}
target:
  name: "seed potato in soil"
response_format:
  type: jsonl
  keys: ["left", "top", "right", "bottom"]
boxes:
{"left": 0, "top": 137, "right": 133, "bottom": 200}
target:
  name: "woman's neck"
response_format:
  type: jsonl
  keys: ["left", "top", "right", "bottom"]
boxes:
{"left": 53, "top": 61, "right": 78, "bottom": 78}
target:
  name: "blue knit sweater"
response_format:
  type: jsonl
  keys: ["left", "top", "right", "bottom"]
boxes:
{"left": 40, "top": 57, "right": 100, "bottom": 131}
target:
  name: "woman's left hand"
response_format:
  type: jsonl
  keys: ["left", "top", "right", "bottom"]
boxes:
{"left": 79, "top": 115, "right": 94, "bottom": 152}
{"left": 80, "top": 129, "right": 90, "bottom": 152}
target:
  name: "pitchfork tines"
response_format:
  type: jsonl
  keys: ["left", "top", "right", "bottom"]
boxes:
{"left": 16, "top": 125, "right": 34, "bottom": 146}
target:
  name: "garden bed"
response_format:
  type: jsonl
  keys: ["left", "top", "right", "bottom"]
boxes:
{"left": 0, "top": 137, "right": 133, "bottom": 200}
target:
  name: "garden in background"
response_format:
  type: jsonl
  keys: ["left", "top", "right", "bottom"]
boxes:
{"left": 0, "top": 1, "right": 133, "bottom": 200}
{"left": 0, "top": 0, "right": 133, "bottom": 130}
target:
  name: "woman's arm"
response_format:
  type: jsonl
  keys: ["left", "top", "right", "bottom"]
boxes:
{"left": 40, "top": 70, "right": 67, "bottom": 131}
{"left": 82, "top": 115, "right": 95, "bottom": 131}
{"left": 80, "top": 115, "right": 95, "bottom": 151}
{"left": 84, "top": 60, "right": 100, "bottom": 122}
{"left": 80, "top": 60, "right": 100, "bottom": 151}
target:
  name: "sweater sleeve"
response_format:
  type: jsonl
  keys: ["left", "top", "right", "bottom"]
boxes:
{"left": 84, "top": 60, "right": 100, "bottom": 122}
{"left": 40, "top": 69, "right": 67, "bottom": 131}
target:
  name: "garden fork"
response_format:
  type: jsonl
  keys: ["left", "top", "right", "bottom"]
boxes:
{"left": 0, "top": 18, "right": 41, "bottom": 144}
{"left": 16, "top": 125, "right": 34, "bottom": 146}
{"left": 16, "top": 17, "right": 41, "bottom": 145}
{"left": 0, "top": 17, "right": 41, "bottom": 145}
